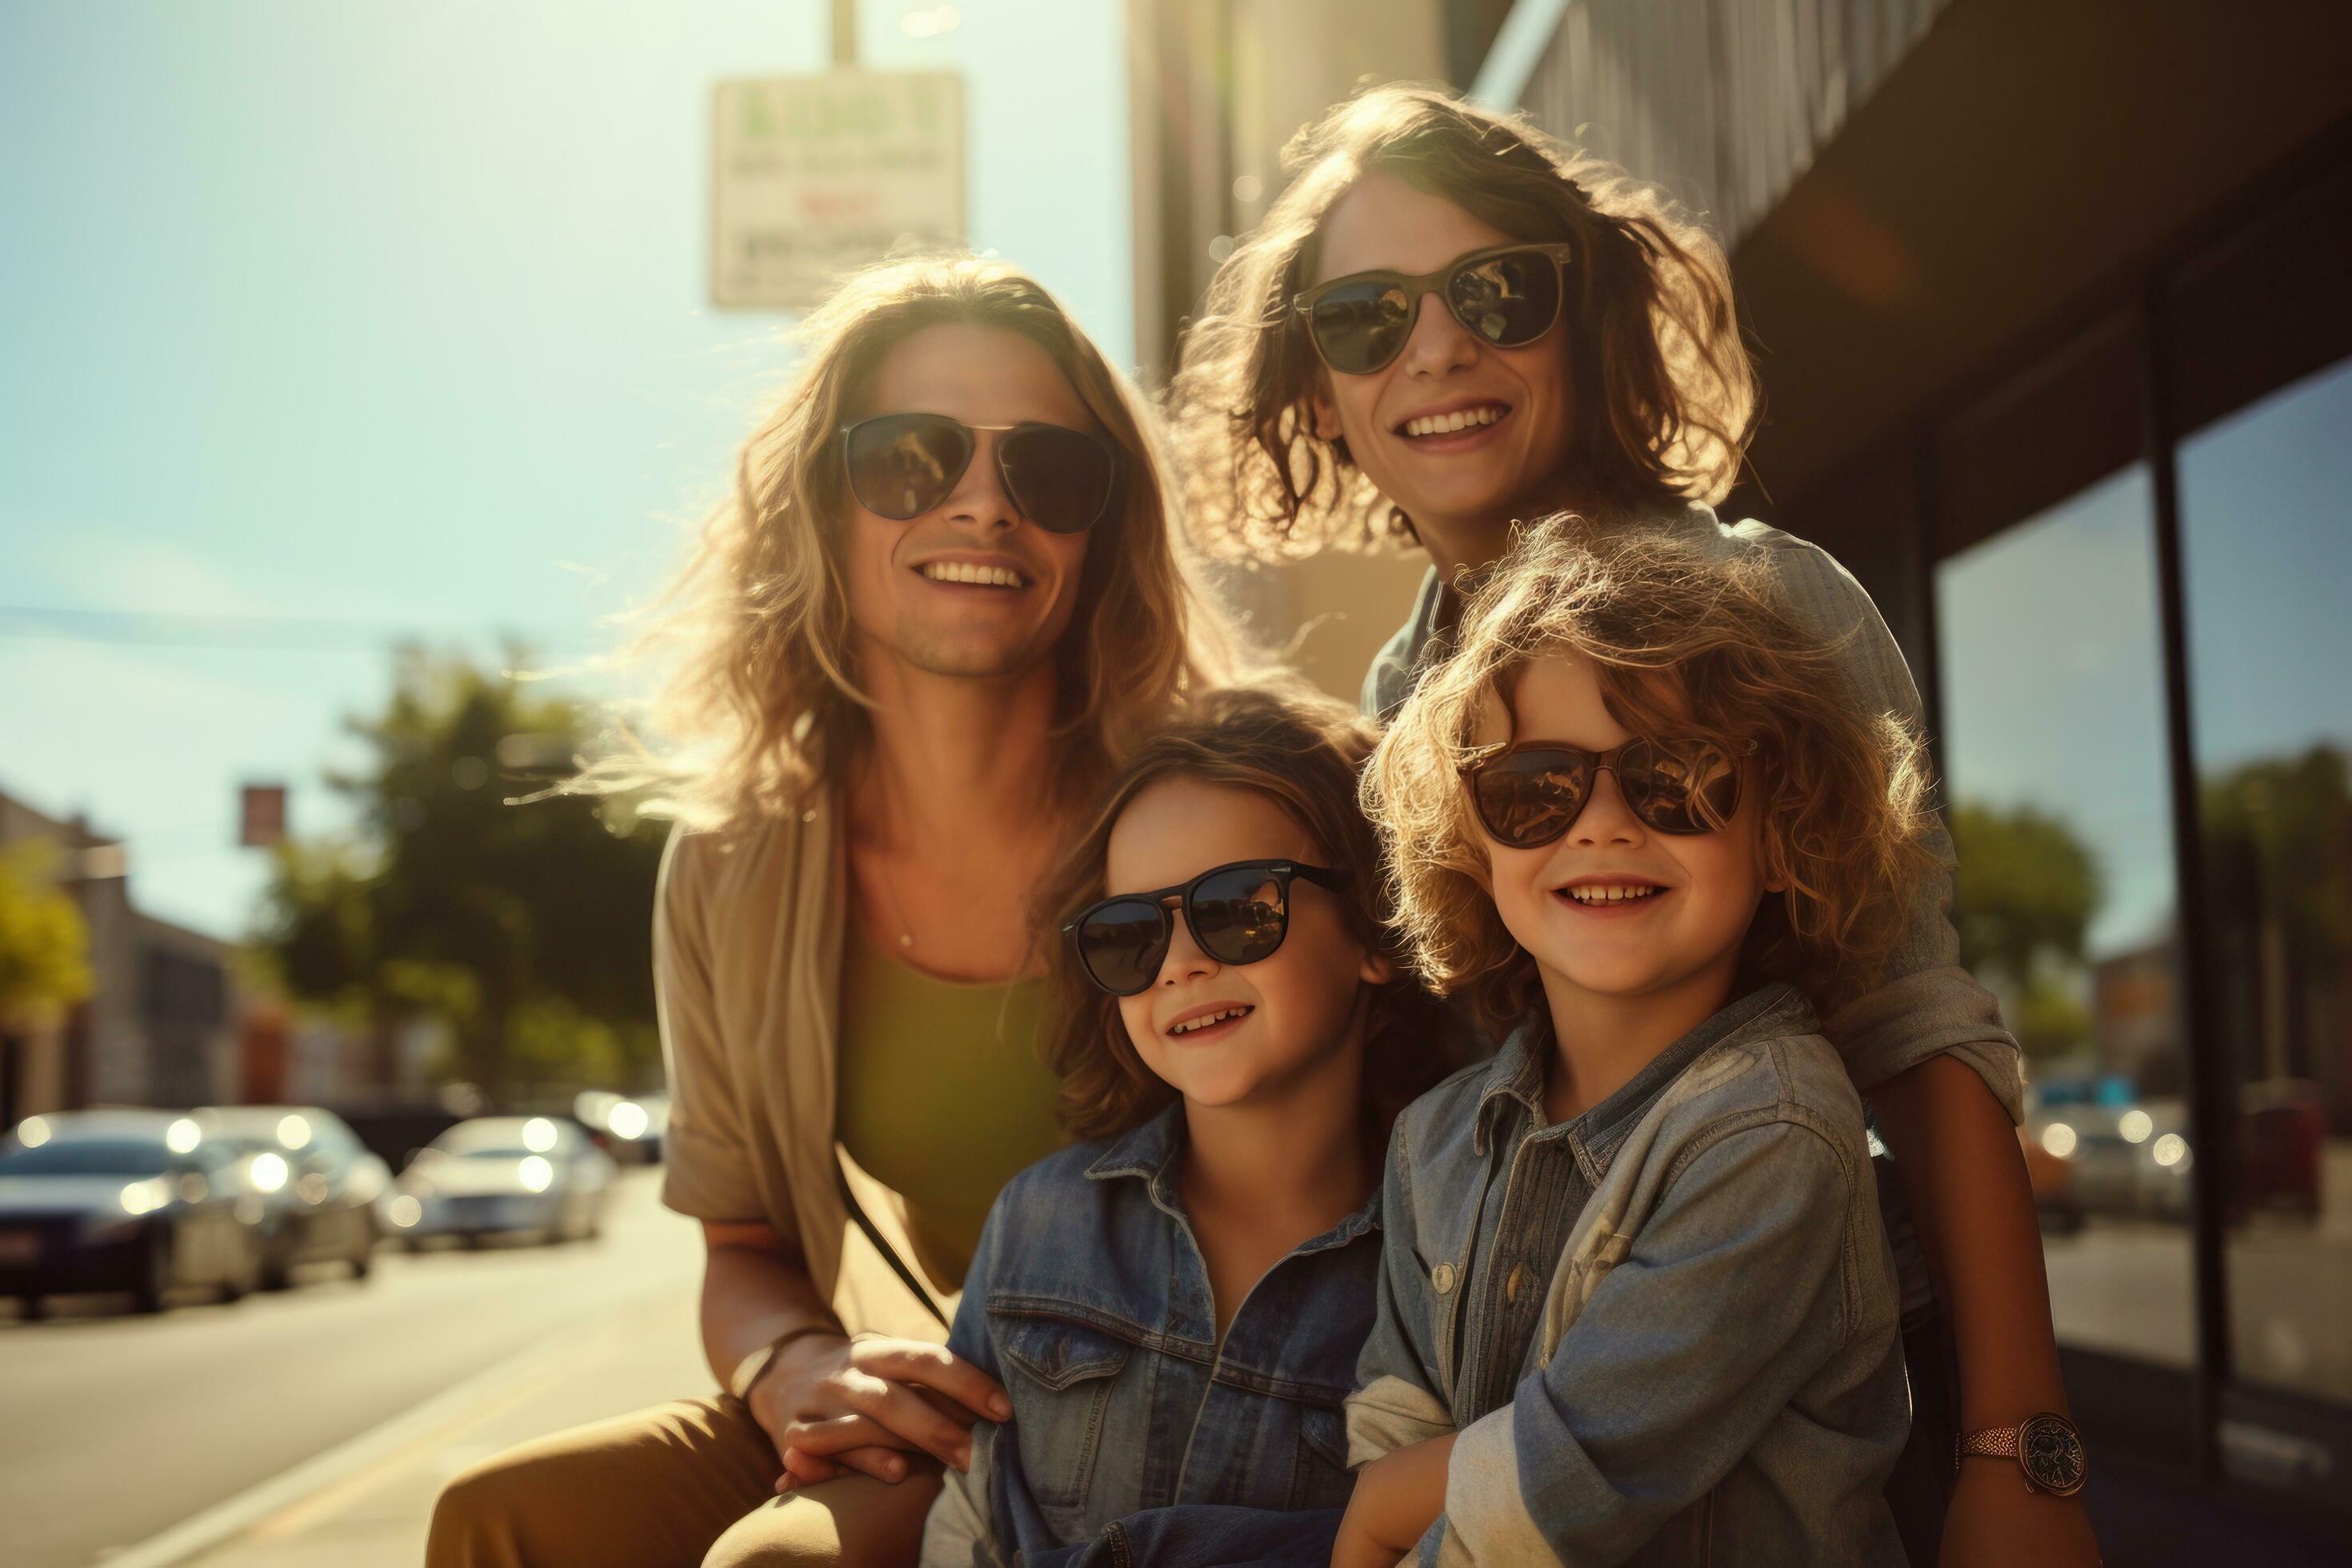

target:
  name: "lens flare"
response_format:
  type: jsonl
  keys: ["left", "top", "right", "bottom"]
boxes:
{"left": 278, "top": 1114, "right": 313, "bottom": 1149}
{"left": 166, "top": 1118, "right": 201, "bottom": 1154}
{"left": 608, "top": 1101, "right": 650, "bottom": 1141}
{"left": 2040, "top": 1122, "right": 2078, "bottom": 1160}
{"left": 250, "top": 1152, "right": 289, "bottom": 1193}
{"left": 19, "top": 1116, "right": 51, "bottom": 1148}
{"left": 518, "top": 1155, "right": 554, "bottom": 1193}
{"left": 522, "top": 1118, "right": 558, "bottom": 1153}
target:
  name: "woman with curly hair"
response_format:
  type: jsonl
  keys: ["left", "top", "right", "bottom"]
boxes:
{"left": 429, "top": 254, "right": 1235, "bottom": 1566}
{"left": 1170, "top": 84, "right": 2095, "bottom": 1565}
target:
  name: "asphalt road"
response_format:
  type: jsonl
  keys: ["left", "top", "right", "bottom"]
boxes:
{"left": 0, "top": 1166, "right": 702, "bottom": 1568}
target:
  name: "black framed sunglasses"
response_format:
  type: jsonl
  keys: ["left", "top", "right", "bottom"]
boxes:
{"left": 838, "top": 412, "right": 1118, "bottom": 535}
{"left": 1063, "top": 858, "right": 1351, "bottom": 998}
{"left": 1462, "top": 738, "right": 1747, "bottom": 849}
{"left": 1293, "top": 242, "right": 1577, "bottom": 375}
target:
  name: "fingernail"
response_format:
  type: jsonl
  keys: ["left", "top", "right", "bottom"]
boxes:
{"left": 990, "top": 1394, "right": 1012, "bottom": 1419}
{"left": 885, "top": 1456, "right": 904, "bottom": 1480}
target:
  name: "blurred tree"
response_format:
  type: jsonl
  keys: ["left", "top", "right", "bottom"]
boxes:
{"left": 0, "top": 841, "right": 94, "bottom": 1027}
{"left": 255, "top": 647, "right": 664, "bottom": 1103}
{"left": 1950, "top": 802, "right": 2103, "bottom": 1058}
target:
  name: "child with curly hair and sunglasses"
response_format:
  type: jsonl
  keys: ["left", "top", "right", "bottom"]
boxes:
{"left": 1337, "top": 523, "right": 1948, "bottom": 1566}
{"left": 913, "top": 686, "right": 1458, "bottom": 1567}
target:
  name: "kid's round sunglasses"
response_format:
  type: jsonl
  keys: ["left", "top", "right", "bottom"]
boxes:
{"left": 1293, "top": 242, "right": 1577, "bottom": 376}
{"left": 1064, "top": 858, "right": 1351, "bottom": 998}
{"left": 838, "top": 411, "right": 1118, "bottom": 535}
{"left": 1462, "top": 738, "right": 1747, "bottom": 848}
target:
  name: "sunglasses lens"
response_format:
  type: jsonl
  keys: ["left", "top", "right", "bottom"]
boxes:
{"left": 1448, "top": 248, "right": 1564, "bottom": 347}
{"left": 845, "top": 414, "right": 970, "bottom": 520}
{"left": 1076, "top": 897, "right": 1170, "bottom": 995}
{"left": 1189, "top": 866, "right": 1290, "bottom": 967}
{"left": 999, "top": 426, "right": 1116, "bottom": 534}
{"left": 1621, "top": 741, "right": 1742, "bottom": 834}
{"left": 1472, "top": 750, "right": 1593, "bottom": 849}
{"left": 1309, "top": 279, "right": 1414, "bottom": 374}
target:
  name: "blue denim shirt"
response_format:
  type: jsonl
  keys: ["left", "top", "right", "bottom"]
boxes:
{"left": 920, "top": 1104, "right": 1374, "bottom": 1567}
{"left": 1348, "top": 985, "right": 1911, "bottom": 1566}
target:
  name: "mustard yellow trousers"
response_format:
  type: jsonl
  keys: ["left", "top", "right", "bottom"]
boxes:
{"left": 426, "top": 1394, "right": 941, "bottom": 1568}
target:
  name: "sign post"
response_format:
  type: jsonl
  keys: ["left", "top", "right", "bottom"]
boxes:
{"left": 711, "top": 72, "right": 966, "bottom": 310}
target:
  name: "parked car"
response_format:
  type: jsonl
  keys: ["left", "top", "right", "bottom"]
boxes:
{"left": 577, "top": 1090, "right": 668, "bottom": 1165}
{"left": 193, "top": 1105, "right": 390, "bottom": 1287}
{"left": 384, "top": 1115, "right": 614, "bottom": 1248}
{"left": 0, "top": 1110, "right": 264, "bottom": 1314}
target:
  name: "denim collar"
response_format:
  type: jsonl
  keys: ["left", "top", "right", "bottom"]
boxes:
{"left": 1472, "top": 982, "right": 1808, "bottom": 1162}
{"left": 1083, "top": 1102, "right": 1382, "bottom": 1251}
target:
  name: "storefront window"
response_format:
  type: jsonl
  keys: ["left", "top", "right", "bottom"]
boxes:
{"left": 1936, "top": 465, "right": 2196, "bottom": 1369}
{"left": 2179, "top": 357, "right": 2352, "bottom": 1406}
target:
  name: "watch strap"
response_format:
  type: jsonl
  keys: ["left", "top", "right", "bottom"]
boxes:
{"left": 1958, "top": 1425, "right": 2022, "bottom": 1462}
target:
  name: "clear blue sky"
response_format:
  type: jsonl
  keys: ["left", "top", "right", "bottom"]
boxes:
{"left": 0, "top": 0, "right": 1132, "bottom": 938}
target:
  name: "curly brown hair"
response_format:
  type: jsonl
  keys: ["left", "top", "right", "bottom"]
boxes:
{"left": 1035, "top": 683, "right": 1458, "bottom": 1144}
{"left": 1364, "top": 522, "right": 1939, "bottom": 1033}
{"left": 1168, "top": 83, "right": 1756, "bottom": 559}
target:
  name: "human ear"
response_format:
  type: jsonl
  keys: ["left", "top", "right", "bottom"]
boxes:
{"left": 1307, "top": 377, "right": 1343, "bottom": 442}
{"left": 1358, "top": 946, "right": 1398, "bottom": 987}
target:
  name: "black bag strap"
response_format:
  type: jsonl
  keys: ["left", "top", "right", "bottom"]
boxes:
{"left": 834, "top": 1154, "right": 950, "bottom": 1328}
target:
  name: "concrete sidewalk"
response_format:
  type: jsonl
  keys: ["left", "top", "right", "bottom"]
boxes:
{"left": 171, "top": 1279, "right": 713, "bottom": 1568}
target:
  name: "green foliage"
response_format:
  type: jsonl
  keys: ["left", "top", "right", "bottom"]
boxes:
{"left": 0, "top": 841, "right": 94, "bottom": 1027}
{"left": 2202, "top": 744, "right": 2351, "bottom": 954}
{"left": 254, "top": 647, "right": 664, "bottom": 1102}
{"left": 1950, "top": 802, "right": 2105, "bottom": 1060}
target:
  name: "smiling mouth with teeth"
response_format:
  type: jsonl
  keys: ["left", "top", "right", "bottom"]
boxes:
{"left": 1168, "top": 1005, "right": 1253, "bottom": 1037}
{"left": 1560, "top": 883, "right": 1664, "bottom": 906}
{"left": 1398, "top": 404, "right": 1509, "bottom": 439}
{"left": 918, "top": 561, "right": 1029, "bottom": 588}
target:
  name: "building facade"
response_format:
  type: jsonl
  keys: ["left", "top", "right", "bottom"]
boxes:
{"left": 1482, "top": 0, "right": 2352, "bottom": 1553}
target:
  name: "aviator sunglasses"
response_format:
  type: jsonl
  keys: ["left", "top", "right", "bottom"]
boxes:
{"left": 1462, "top": 738, "right": 1746, "bottom": 849}
{"left": 838, "top": 412, "right": 1118, "bottom": 535}
{"left": 1294, "top": 242, "right": 1577, "bottom": 375}
{"left": 1064, "top": 858, "right": 1351, "bottom": 998}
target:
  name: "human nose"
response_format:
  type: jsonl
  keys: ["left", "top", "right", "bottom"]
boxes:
{"left": 1394, "top": 287, "right": 1478, "bottom": 378}
{"left": 938, "top": 430, "right": 1019, "bottom": 534}
{"left": 1155, "top": 902, "right": 1220, "bottom": 986}
{"left": 1569, "top": 765, "right": 1648, "bottom": 846}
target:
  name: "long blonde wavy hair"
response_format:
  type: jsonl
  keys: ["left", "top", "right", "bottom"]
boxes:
{"left": 1365, "top": 522, "right": 1939, "bottom": 1031}
{"left": 605, "top": 254, "right": 1236, "bottom": 829}
{"left": 1170, "top": 84, "right": 1757, "bottom": 559}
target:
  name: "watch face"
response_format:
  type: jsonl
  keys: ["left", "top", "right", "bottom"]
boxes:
{"left": 2019, "top": 1413, "right": 2087, "bottom": 1495}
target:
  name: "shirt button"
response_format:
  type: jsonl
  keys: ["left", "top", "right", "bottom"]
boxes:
{"left": 1506, "top": 1262, "right": 1530, "bottom": 1304}
{"left": 1431, "top": 1262, "right": 1456, "bottom": 1294}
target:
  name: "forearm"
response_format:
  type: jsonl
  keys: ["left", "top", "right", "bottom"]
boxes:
{"left": 1869, "top": 1054, "right": 2067, "bottom": 1426}
{"left": 1338, "top": 1434, "right": 1455, "bottom": 1562}
{"left": 698, "top": 1226, "right": 843, "bottom": 1391}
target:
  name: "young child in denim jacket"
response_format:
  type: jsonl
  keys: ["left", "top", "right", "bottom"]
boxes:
{"left": 920, "top": 687, "right": 1457, "bottom": 1566}
{"left": 1337, "top": 523, "right": 1934, "bottom": 1566}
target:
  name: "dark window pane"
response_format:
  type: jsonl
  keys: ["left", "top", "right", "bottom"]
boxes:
{"left": 2179, "top": 356, "right": 2352, "bottom": 1408}
{"left": 1937, "top": 465, "right": 2196, "bottom": 1375}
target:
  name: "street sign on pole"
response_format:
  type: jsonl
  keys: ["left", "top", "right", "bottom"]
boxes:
{"left": 239, "top": 784, "right": 287, "bottom": 848}
{"left": 711, "top": 72, "right": 966, "bottom": 310}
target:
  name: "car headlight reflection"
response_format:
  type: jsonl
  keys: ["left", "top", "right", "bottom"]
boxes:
{"left": 120, "top": 1177, "right": 170, "bottom": 1216}
{"left": 2040, "top": 1122, "right": 2078, "bottom": 1160}
{"left": 518, "top": 1155, "right": 554, "bottom": 1194}
{"left": 522, "top": 1118, "right": 558, "bottom": 1154}
{"left": 2153, "top": 1133, "right": 2190, "bottom": 1170}
{"left": 386, "top": 1194, "right": 423, "bottom": 1228}
{"left": 608, "top": 1101, "right": 650, "bottom": 1141}
{"left": 250, "top": 1151, "right": 290, "bottom": 1193}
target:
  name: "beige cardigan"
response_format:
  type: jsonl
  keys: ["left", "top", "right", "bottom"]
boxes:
{"left": 654, "top": 790, "right": 952, "bottom": 1344}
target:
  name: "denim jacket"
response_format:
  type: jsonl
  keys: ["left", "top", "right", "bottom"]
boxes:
{"left": 920, "top": 1105, "right": 1374, "bottom": 1567}
{"left": 1348, "top": 985, "right": 1911, "bottom": 1566}
{"left": 1362, "top": 502, "right": 2024, "bottom": 1124}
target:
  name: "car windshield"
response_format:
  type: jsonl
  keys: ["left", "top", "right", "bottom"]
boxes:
{"left": 0, "top": 1140, "right": 170, "bottom": 1178}
{"left": 439, "top": 1146, "right": 535, "bottom": 1161}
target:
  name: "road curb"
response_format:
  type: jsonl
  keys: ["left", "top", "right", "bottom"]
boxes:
{"left": 92, "top": 1291, "right": 674, "bottom": 1568}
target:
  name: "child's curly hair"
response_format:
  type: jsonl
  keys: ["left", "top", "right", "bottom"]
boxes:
{"left": 1168, "top": 83, "right": 1755, "bottom": 560}
{"left": 1364, "top": 523, "right": 1941, "bottom": 1032}
{"left": 1035, "top": 683, "right": 1458, "bottom": 1143}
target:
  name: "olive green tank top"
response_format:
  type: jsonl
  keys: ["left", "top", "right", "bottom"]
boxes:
{"left": 835, "top": 923, "right": 1065, "bottom": 1293}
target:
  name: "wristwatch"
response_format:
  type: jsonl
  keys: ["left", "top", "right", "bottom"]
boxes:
{"left": 1956, "top": 1411, "right": 2088, "bottom": 1496}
